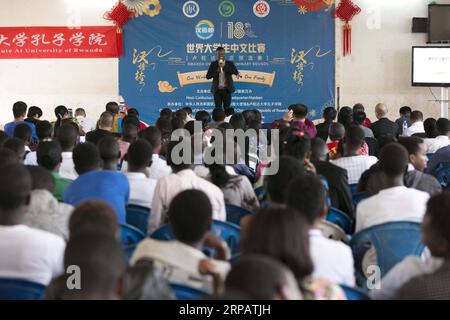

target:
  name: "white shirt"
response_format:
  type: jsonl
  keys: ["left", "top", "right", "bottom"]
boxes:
{"left": 59, "top": 152, "right": 78, "bottom": 180}
{"left": 403, "top": 121, "right": 425, "bottom": 137}
{"left": 355, "top": 186, "right": 430, "bottom": 233}
{"left": 76, "top": 116, "right": 96, "bottom": 133}
{"left": 125, "top": 172, "right": 157, "bottom": 209}
{"left": 424, "top": 135, "right": 450, "bottom": 153}
{"left": 370, "top": 255, "right": 443, "bottom": 300}
{"left": 131, "top": 239, "right": 230, "bottom": 291}
{"left": 331, "top": 156, "right": 378, "bottom": 185}
{"left": 149, "top": 169, "right": 226, "bottom": 233}
{"left": 309, "top": 229, "right": 355, "bottom": 287}
{"left": 0, "top": 225, "right": 65, "bottom": 285}
{"left": 121, "top": 154, "right": 172, "bottom": 180}
{"left": 24, "top": 151, "right": 37, "bottom": 166}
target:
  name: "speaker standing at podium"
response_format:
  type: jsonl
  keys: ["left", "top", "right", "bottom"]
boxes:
{"left": 206, "top": 47, "right": 239, "bottom": 109}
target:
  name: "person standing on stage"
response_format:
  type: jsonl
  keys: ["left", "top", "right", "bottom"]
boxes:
{"left": 206, "top": 47, "right": 239, "bottom": 110}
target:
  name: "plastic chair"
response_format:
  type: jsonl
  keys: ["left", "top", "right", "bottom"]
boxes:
{"left": 350, "top": 221, "right": 424, "bottom": 288}
{"left": 435, "top": 165, "right": 450, "bottom": 189}
{"left": 126, "top": 205, "right": 150, "bottom": 235}
{"left": 340, "top": 285, "right": 370, "bottom": 300}
{"left": 317, "top": 220, "right": 348, "bottom": 243}
{"left": 151, "top": 220, "right": 241, "bottom": 256}
{"left": 349, "top": 184, "right": 358, "bottom": 195}
{"left": 225, "top": 204, "right": 252, "bottom": 226}
{"left": 120, "top": 224, "right": 146, "bottom": 259}
{"left": 0, "top": 278, "right": 46, "bottom": 300}
{"left": 169, "top": 283, "right": 209, "bottom": 300}
{"left": 326, "top": 207, "right": 353, "bottom": 234}
{"left": 352, "top": 192, "right": 365, "bottom": 208}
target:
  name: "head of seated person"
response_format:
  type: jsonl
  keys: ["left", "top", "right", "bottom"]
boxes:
{"left": 241, "top": 206, "right": 313, "bottom": 291}
{"left": 328, "top": 122, "right": 345, "bottom": 142}
{"left": 424, "top": 118, "right": 439, "bottom": 139}
{"left": 56, "top": 124, "right": 78, "bottom": 152}
{"left": 265, "top": 156, "right": 304, "bottom": 205}
{"left": 343, "top": 124, "right": 365, "bottom": 156}
{"left": 353, "top": 103, "right": 365, "bottom": 114}
{"left": 291, "top": 104, "right": 308, "bottom": 122}
{"left": 375, "top": 103, "right": 389, "bottom": 120}
{"left": 0, "top": 148, "right": 19, "bottom": 168}
{"left": 98, "top": 111, "right": 114, "bottom": 132}
{"left": 399, "top": 106, "right": 412, "bottom": 119}
{"left": 225, "top": 254, "right": 302, "bottom": 300}
{"left": 72, "top": 142, "right": 101, "bottom": 175}
{"left": 436, "top": 118, "right": 450, "bottom": 138}
{"left": 47, "top": 231, "right": 126, "bottom": 300}
{"left": 377, "top": 142, "right": 409, "bottom": 188}
{"left": 126, "top": 139, "right": 153, "bottom": 174}
{"left": 166, "top": 140, "right": 192, "bottom": 173}
{"left": 337, "top": 106, "right": 353, "bottom": 129}
{"left": 105, "top": 101, "right": 120, "bottom": 116}
{"left": 398, "top": 137, "right": 428, "bottom": 172}
{"left": 68, "top": 200, "right": 119, "bottom": 238}
{"left": 139, "top": 126, "right": 163, "bottom": 155}
{"left": 97, "top": 136, "right": 120, "bottom": 171}
{"left": 37, "top": 141, "right": 63, "bottom": 172}
{"left": 171, "top": 117, "right": 185, "bottom": 131}
{"left": 286, "top": 173, "right": 328, "bottom": 227}
{"left": 12, "top": 101, "right": 27, "bottom": 121}
{"left": 13, "top": 123, "right": 32, "bottom": 146}
{"left": 212, "top": 108, "right": 226, "bottom": 125}
{"left": 310, "top": 138, "right": 329, "bottom": 162}
{"left": 27, "top": 166, "right": 56, "bottom": 193}
{"left": 281, "top": 129, "right": 311, "bottom": 162}
{"left": 159, "top": 108, "right": 173, "bottom": 120}
{"left": 322, "top": 106, "right": 337, "bottom": 124}
{"left": 121, "top": 121, "right": 139, "bottom": 144}
{"left": 3, "top": 138, "right": 25, "bottom": 163}
{"left": 353, "top": 111, "right": 367, "bottom": 127}
{"left": 0, "top": 164, "right": 32, "bottom": 226}
{"left": 36, "top": 120, "right": 53, "bottom": 142}
{"left": 410, "top": 111, "right": 424, "bottom": 124}
{"left": 168, "top": 189, "right": 212, "bottom": 250}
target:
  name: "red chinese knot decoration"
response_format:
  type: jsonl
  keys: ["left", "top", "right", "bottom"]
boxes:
{"left": 335, "top": 0, "right": 361, "bottom": 56}
{"left": 104, "top": 1, "right": 133, "bottom": 28}
{"left": 294, "top": 0, "right": 325, "bottom": 12}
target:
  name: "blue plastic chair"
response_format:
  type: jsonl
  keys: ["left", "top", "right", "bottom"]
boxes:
{"left": 326, "top": 207, "right": 353, "bottom": 234}
{"left": 0, "top": 278, "right": 46, "bottom": 300}
{"left": 151, "top": 220, "right": 241, "bottom": 256}
{"left": 350, "top": 221, "right": 424, "bottom": 288}
{"left": 349, "top": 184, "right": 358, "bottom": 194}
{"left": 435, "top": 165, "right": 450, "bottom": 189}
{"left": 120, "top": 224, "right": 146, "bottom": 259}
{"left": 340, "top": 285, "right": 370, "bottom": 300}
{"left": 169, "top": 283, "right": 209, "bottom": 300}
{"left": 352, "top": 192, "right": 365, "bottom": 208}
{"left": 126, "top": 205, "right": 150, "bottom": 235}
{"left": 225, "top": 204, "right": 252, "bottom": 226}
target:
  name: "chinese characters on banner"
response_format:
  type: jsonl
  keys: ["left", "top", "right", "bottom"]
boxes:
{"left": 0, "top": 26, "right": 121, "bottom": 59}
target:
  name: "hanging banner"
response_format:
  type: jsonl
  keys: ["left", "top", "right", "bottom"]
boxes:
{"left": 0, "top": 26, "right": 121, "bottom": 59}
{"left": 119, "top": 0, "right": 335, "bottom": 124}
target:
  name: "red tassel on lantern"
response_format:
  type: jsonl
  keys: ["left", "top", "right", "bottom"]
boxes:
{"left": 343, "top": 23, "right": 352, "bottom": 56}
{"left": 335, "top": 0, "right": 361, "bottom": 57}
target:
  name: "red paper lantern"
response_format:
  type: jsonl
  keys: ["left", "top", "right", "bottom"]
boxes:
{"left": 335, "top": 0, "right": 361, "bottom": 56}
{"left": 104, "top": 1, "right": 134, "bottom": 28}
{"left": 294, "top": 0, "right": 325, "bottom": 12}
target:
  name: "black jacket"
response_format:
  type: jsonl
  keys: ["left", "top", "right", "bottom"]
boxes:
{"left": 313, "top": 160, "right": 354, "bottom": 217}
{"left": 371, "top": 118, "right": 399, "bottom": 139}
{"left": 206, "top": 60, "right": 239, "bottom": 93}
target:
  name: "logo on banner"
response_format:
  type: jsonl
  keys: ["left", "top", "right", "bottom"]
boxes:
{"left": 253, "top": 1, "right": 270, "bottom": 18}
{"left": 182, "top": 1, "right": 199, "bottom": 18}
{"left": 219, "top": 1, "right": 235, "bottom": 17}
{"left": 195, "top": 20, "right": 215, "bottom": 40}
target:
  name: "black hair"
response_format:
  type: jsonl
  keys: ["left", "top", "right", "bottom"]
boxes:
{"left": 253, "top": 109, "right": 262, "bottom": 124}
{"left": 353, "top": 103, "right": 365, "bottom": 113}
{"left": 410, "top": 111, "right": 424, "bottom": 122}
{"left": 322, "top": 107, "right": 337, "bottom": 122}
{"left": 328, "top": 122, "right": 345, "bottom": 141}
{"left": 242, "top": 110, "right": 256, "bottom": 125}
{"left": 217, "top": 46, "right": 225, "bottom": 52}
{"left": 225, "top": 254, "right": 295, "bottom": 300}
{"left": 241, "top": 206, "right": 314, "bottom": 287}
{"left": 338, "top": 106, "right": 353, "bottom": 129}
{"left": 0, "top": 131, "right": 8, "bottom": 147}
{"left": 13, "top": 123, "right": 32, "bottom": 144}
{"left": 54, "top": 105, "right": 69, "bottom": 135}
{"left": 266, "top": 156, "right": 304, "bottom": 204}
{"left": 155, "top": 118, "right": 173, "bottom": 138}
{"left": 378, "top": 143, "right": 409, "bottom": 177}
{"left": 353, "top": 111, "right": 367, "bottom": 125}
{"left": 139, "top": 126, "right": 162, "bottom": 150}
{"left": 36, "top": 120, "right": 53, "bottom": 141}
{"left": 424, "top": 118, "right": 439, "bottom": 138}
{"left": 3, "top": 138, "right": 25, "bottom": 162}
{"left": 209, "top": 164, "right": 231, "bottom": 189}
{"left": 168, "top": 189, "right": 212, "bottom": 244}
{"left": 166, "top": 140, "right": 191, "bottom": 172}
{"left": 98, "top": 111, "right": 114, "bottom": 129}
{"left": 127, "top": 139, "right": 153, "bottom": 170}
{"left": 345, "top": 124, "right": 365, "bottom": 149}
{"left": 291, "top": 104, "right": 308, "bottom": 119}
{"left": 37, "top": 141, "right": 62, "bottom": 171}
{"left": 174, "top": 110, "right": 188, "bottom": 123}
{"left": 399, "top": 106, "right": 412, "bottom": 116}
{"left": 398, "top": 136, "right": 424, "bottom": 156}
{"left": 426, "top": 192, "right": 450, "bottom": 245}
{"left": 27, "top": 165, "right": 56, "bottom": 193}
{"left": 69, "top": 200, "right": 119, "bottom": 237}
{"left": 73, "top": 142, "right": 101, "bottom": 175}
{"left": 182, "top": 107, "right": 193, "bottom": 115}
{"left": 0, "top": 148, "right": 18, "bottom": 168}
{"left": 127, "top": 108, "right": 140, "bottom": 118}
{"left": 63, "top": 231, "right": 126, "bottom": 298}
{"left": 159, "top": 108, "right": 173, "bottom": 120}
{"left": 75, "top": 108, "right": 86, "bottom": 116}
{"left": 310, "top": 137, "right": 329, "bottom": 162}
{"left": 286, "top": 173, "right": 326, "bottom": 225}
{"left": 282, "top": 130, "right": 311, "bottom": 161}
{"left": 195, "top": 111, "right": 211, "bottom": 129}
{"left": 105, "top": 102, "right": 119, "bottom": 115}
{"left": 27, "top": 106, "right": 43, "bottom": 119}
{"left": 171, "top": 117, "right": 185, "bottom": 131}
{"left": 122, "top": 122, "right": 138, "bottom": 143}
{"left": 212, "top": 108, "right": 226, "bottom": 122}
{"left": 184, "top": 120, "right": 196, "bottom": 136}
{"left": 0, "top": 164, "right": 31, "bottom": 214}
{"left": 229, "top": 113, "right": 246, "bottom": 130}
{"left": 225, "top": 107, "right": 235, "bottom": 117}
{"left": 56, "top": 124, "right": 78, "bottom": 151}
{"left": 436, "top": 118, "right": 450, "bottom": 136}
{"left": 121, "top": 115, "right": 140, "bottom": 130}
{"left": 98, "top": 136, "right": 120, "bottom": 162}
{"left": 12, "top": 101, "right": 27, "bottom": 119}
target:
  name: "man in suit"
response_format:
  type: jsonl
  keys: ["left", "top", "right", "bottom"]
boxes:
{"left": 370, "top": 103, "right": 399, "bottom": 139}
{"left": 206, "top": 47, "right": 239, "bottom": 109}
{"left": 310, "top": 138, "right": 354, "bottom": 217}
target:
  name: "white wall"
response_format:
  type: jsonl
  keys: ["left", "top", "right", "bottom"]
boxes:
{"left": 0, "top": 0, "right": 118, "bottom": 124}
{"left": 336, "top": 0, "right": 450, "bottom": 121}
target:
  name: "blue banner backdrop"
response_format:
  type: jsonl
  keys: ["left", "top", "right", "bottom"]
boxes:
{"left": 119, "top": 0, "right": 335, "bottom": 124}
